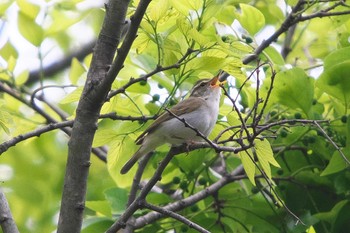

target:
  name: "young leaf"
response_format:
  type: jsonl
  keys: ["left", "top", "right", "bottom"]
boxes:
{"left": 274, "top": 68, "right": 314, "bottom": 114}
{"left": 239, "top": 150, "right": 256, "bottom": 185}
{"left": 85, "top": 201, "right": 112, "bottom": 217}
{"left": 104, "top": 187, "right": 129, "bottom": 215}
{"left": 16, "top": 0, "right": 40, "bottom": 19}
{"left": 321, "top": 150, "right": 349, "bottom": 176}
{"left": 69, "top": 58, "right": 86, "bottom": 85}
{"left": 0, "top": 109, "right": 11, "bottom": 135}
{"left": 235, "top": 4, "right": 265, "bottom": 35}
{"left": 0, "top": 41, "right": 18, "bottom": 60}
{"left": 18, "top": 11, "right": 44, "bottom": 46}
{"left": 316, "top": 61, "right": 350, "bottom": 105}
{"left": 149, "top": 0, "right": 169, "bottom": 22}
{"left": 60, "top": 86, "right": 83, "bottom": 104}
{"left": 255, "top": 139, "right": 280, "bottom": 168}
{"left": 7, "top": 56, "right": 16, "bottom": 72}
{"left": 107, "top": 136, "right": 137, "bottom": 188}
{"left": 81, "top": 217, "right": 114, "bottom": 233}
{"left": 15, "top": 70, "right": 29, "bottom": 86}
{"left": 255, "top": 139, "right": 280, "bottom": 180}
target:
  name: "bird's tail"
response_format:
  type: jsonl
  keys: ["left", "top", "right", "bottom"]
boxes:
{"left": 120, "top": 149, "right": 144, "bottom": 174}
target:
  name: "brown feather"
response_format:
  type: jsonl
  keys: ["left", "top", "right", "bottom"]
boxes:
{"left": 135, "top": 97, "right": 206, "bottom": 145}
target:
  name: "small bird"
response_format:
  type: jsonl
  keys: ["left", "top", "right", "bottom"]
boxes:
{"left": 120, "top": 72, "right": 225, "bottom": 174}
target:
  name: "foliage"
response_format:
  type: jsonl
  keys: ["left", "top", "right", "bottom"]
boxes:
{"left": 1, "top": 0, "right": 350, "bottom": 232}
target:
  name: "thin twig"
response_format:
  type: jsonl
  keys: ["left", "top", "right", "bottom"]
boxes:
{"left": 106, "top": 147, "right": 178, "bottom": 233}
{"left": 0, "top": 121, "right": 73, "bottom": 155}
{"left": 314, "top": 121, "right": 350, "bottom": 165}
{"left": 245, "top": 149, "right": 306, "bottom": 225}
{"left": 142, "top": 201, "right": 210, "bottom": 233}
{"left": 127, "top": 152, "right": 153, "bottom": 207}
{"left": 243, "top": 0, "right": 307, "bottom": 64}
{"left": 299, "top": 9, "right": 350, "bottom": 21}
{"left": 106, "top": 48, "right": 197, "bottom": 100}
{"left": 134, "top": 165, "right": 245, "bottom": 228}
{"left": 221, "top": 86, "right": 251, "bottom": 142}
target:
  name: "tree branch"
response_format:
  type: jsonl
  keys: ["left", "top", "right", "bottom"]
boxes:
{"left": 57, "top": 0, "right": 133, "bottom": 231}
{"left": 106, "top": 48, "right": 197, "bottom": 101}
{"left": 242, "top": 0, "right": 306, "bottom": 64}
{"left": 141, "top": 201, "right": 210, "bottom": 233}
{"left": 134, "top": 165, "right": 245, "bottom": 228}
{"left": 314, "top": 121, "right": 350, "bottom": 165}
{"left": 106, "top": 147, "right": 178, "bottom": 233}
{"left": 0, "top": 121, "right": 73, "bottom": 155}
{"left": 0, "top": 189, "right": 19, "bottom": 233}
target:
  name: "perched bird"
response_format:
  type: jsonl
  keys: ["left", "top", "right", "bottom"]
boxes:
{"left": 120, "top": 72, "right": 225, "bottom": 174}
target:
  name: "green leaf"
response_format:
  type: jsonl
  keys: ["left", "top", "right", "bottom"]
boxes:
{"left": 254, "top": 139, "right": 280, "bottom": 184}
{"left": 17, "top": 11, "right": 44, "bottom": 46}
{"left": 46, "top": 10, "right": 90, "bottom": 35}
{"left": 169, "top": 0, "right": 200, "bottom": 15}
{"left": 69, "top": 58, "right": 86, "bottom": 84}
{"left": 323, "top": 47, "right": 350, "bottom": 70}
{"left": 239, "top": 149, "right": 256, "bottom": 185}
{"left": 0, "top": 0, "right": 12, "bottom": 15}
{"left": 216, "top": 5, "right": 235, "bottom": 25}
{"left": 126, "top": 81, "right": 151, "bottom": 94}
{"left": 107, "top": 136, "right": 137, "bottom": 188}
{"left": 186, "top": 56, "right": 225, "bottom": 73}
{"left": 0, "top": 41, "right": 18, "bottom": 60}
{"left": 92, "top": 129, "right": 118, "bottom": 147}
{"left": 263, "top": 46, "right": 285, "bottom": 65}
{"left": 172, "top": 149, "right": 214, "bottom": 173}
{"left": 316, "top": 61, "right": 350, "bottom": 105}
{"left": 255, "top": 138, "right": 280, "bottom": 168}
{"left": 16, "top": 0, "right": 40, "bottom": 19}
{"left": 15, "top": 70, "right": 29, "bottom": 86}
{"left": 149, "top": 0, "right": 169, "bottom": 22}
{"left": 60, "top": 86, "right": 83, "bottom": 104}
{"left": 321, "top": 150, "right": 349, "bottom": 176}
{"left": 152, "top": 74, "right": 175, "bottom": 91}
{"left": 0, "top": 109, "right": 12, "bottom": 134}
{"left": 274, "top": 68, "right": 314, "bottom": 114}
{"left": 235, "top": 4, "right": 265, "bottom": 35}
{"left": 85, "top": 201, "right": 112, "bottom": 217}
{"left": 81, "top": 217, "right": 113, "bottom": 233}
{"left": 7, "top": 56, "right": 16, "bottom": 72}
{"left": 176, "top": 17, "right": 191, "bottom": 35}
{"left": 313, "top": 200, "right": 349, "bottom": 224}
{"left": 188, "top": 28, "right": 210, "bottom": 46}
{"left": 104, "top": 187, "right": 128, "bottom": 215}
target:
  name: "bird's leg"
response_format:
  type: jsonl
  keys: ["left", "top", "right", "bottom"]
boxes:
{"left": 184, "top": 140, "right": 197, "bottom": 155}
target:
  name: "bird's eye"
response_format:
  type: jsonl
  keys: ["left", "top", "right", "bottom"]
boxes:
{"left": 200, "top": 82, "right": 206, "bottom": 87}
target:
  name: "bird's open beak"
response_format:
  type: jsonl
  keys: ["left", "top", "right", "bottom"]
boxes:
{"left": 210, "top": 71, "right": 227, "bottom": 87}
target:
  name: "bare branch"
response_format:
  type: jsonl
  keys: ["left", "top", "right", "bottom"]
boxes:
{"left": 299, "top": 9, "right": 350, "bottom": 21}
{"left": 127, "top": 152, "right": 153, "bottom": 207}
{"left": 134, "top": 166, "right": 245, "bottom": 228}
{"left": 57, "top": 0, "right": 136, "bottom": 231}
{"left": 106, "top": 48, "right": 197, "bottom": 100}
{"left": 106, "top": 146, "right": 177, "bottom": 233}
{"left": 141, "top": 201, "right": 210, "bottom": 233}
{"left": 0, "top": 121, "right": 73, "bottom": 155}
{"left": 0, "top": 189, "right": 19, "bottom": 233}
{"left": 314, "top": 121, "right": 350, "bottom": 165}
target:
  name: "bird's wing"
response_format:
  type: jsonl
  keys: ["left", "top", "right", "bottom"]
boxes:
{"left": 135, "top": 97, "right": 205, "bottom": 144}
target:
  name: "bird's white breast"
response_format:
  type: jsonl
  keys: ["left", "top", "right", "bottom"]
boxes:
{"left": 156, "top": 88, "right": 221, "bottom": 145}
